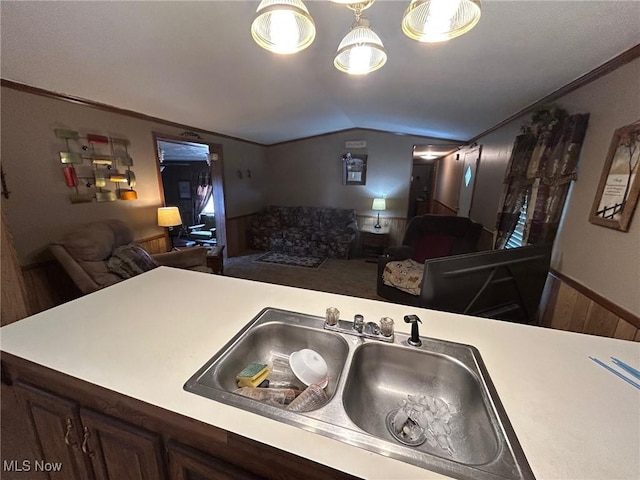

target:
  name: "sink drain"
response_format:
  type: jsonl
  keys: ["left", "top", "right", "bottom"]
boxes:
{"left": 386, "top": 409, "right": 426, "bottom": 447}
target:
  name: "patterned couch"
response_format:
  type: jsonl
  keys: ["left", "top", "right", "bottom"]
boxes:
{"left": 251, "top": 206, "right": 358, "bottom": 259}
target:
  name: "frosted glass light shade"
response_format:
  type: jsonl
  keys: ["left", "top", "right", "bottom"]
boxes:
{"left": 401, "top": 0, "right": 481, "bottom": 43}
{"left": 334, "top": 19, "right": 387, "bottom": 75}
{"left": 157, "top": 207, "right": 182, "bottom": 227}
{"left": 372, "top": 198, "right": 386, "bottom": 211}
{"left": 329, "top": 0, "right": 376, "bottom": 11}
{"left": 251, "top": 0, "right": 316, "bottom": 54}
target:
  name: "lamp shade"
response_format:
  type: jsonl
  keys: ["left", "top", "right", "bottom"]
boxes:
{"left": 372, "top": 198, "right": 386, "bottom": 211}
{"left": 401, "top": 0, "right": 481, "bottom": 43}
{"left": 157, "top": 207, "right": 182, "bottom": 227}
{"left": 251, "top": 0, "right": 316, "bottom": 54}
{"left": 334, "top": 18, "right": 387, "bottom": 75}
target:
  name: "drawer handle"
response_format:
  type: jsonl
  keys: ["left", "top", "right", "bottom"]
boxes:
{"left": 64, "top": 418, "right": 77, "bottom": 447}
{"left": 81, "top": 427, "right": 95, "bottom": 457}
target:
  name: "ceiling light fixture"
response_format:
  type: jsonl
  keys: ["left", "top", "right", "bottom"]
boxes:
{"left": 251, "top": 0, "right": 316, "bottom": 54}
{"left": 401, "top": 0, "right": 481, "bottom": 43}
{"left": 334, "top": 3, "right": 387, "bottom": 75}
{"left": 330, "top": 0, "right": 376, "bottom": 12}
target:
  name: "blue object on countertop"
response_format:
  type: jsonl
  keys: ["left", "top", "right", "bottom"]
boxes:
{"left": 611, "top": 357, "right": 640, "bottom": 381}
{"left": 589, "top": 356, "right": 640, "bottom": 390}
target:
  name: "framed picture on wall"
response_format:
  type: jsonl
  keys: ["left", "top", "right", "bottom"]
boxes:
{"left": 589, "top": 121, "right": 640, "bottom": 231}
{"left": 342, "top": 153, "right": 367, "bottom": 185}
{"left": 178, "top": 180, "right": 191, "bottom": 199}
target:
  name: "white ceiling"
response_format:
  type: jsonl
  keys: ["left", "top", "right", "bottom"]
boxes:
{"left": 2, "top": 1, "right": 639, "bottom": 145}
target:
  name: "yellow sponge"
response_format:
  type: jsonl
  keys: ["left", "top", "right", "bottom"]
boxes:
{"left": 236, "top": 363, "right": 270, "bottom": 388}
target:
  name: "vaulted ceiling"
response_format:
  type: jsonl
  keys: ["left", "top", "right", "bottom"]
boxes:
{"left": 2, "top": 1, "right": 639, "bottom": 145}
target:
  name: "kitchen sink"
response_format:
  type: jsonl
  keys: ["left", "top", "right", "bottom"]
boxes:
{"left": 184, "top": 308, "right": 535, "bottom": 480}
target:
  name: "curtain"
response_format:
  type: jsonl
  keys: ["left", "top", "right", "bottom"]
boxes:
{"left": 195, "top": 169, "right": 212, "bottom": 220}
{"left": 495, "top": 113, "right": 590, "bottom": 249}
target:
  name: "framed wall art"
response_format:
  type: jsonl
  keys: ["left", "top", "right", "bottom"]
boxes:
{"left": 178, "top": 180, "right": 192, "bottom": 199}
{"left": 342, "top": 153, "right": 367, "bottom": 185}
{"left": 589, "top": 121, "right": 640, "bottom": 231}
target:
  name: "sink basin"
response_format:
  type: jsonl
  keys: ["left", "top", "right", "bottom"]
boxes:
{"left": 185, "top": 308, "right": 535, "bottom": 480}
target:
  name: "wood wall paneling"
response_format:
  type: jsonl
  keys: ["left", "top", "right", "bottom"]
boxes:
{"left": 541, "top": 271, "right": 639, "bottom": 342}
{"left": 1, "top": 208, "right": 30, "bottom": 325}
{"left": 225, "top": 213, "right": 255, "bottom": 257}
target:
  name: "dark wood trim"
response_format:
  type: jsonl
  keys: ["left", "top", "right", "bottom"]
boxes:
{"left": 549, "top": 269, "right": 640, "bottom": 329}
{"left": 152, "top": 132, "right": 228, "bottom": 251}
{"left": 467, "top": 43, "right": 640, "bottom": 144}
{"left": 4, "top": 43, "right": 638, "bottom": 148}
{"left": 431, "top": 199, "right": 458, "bottom": 215}
{"left": 226, "top": 212, "right": 258, "bottom": 222}
{"left": 0, "top": 79, "right": 263, "bottom": 147}
{"left": 267, "top": 127, "right": 466, "bottom": 147}
{"left": 138, "top": 233, "right": 165, "bottom": 243}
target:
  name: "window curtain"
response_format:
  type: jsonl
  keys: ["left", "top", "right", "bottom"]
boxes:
{"left": 195, "top": 169, "right": 212, "bottom": 220}
{"left": 495, "top": 113, "right": 590, "bottom": 249}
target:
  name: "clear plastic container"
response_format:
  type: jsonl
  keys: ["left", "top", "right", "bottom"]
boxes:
{"left": 234, "top": 387, "right": 297, "bottom": 406}
{"left": 286, "top": 383, "right": 329, "bottom": 412}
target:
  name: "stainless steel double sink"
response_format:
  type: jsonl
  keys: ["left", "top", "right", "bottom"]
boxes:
{"left": 184, "top": 308, "right": 535, "bottom": 480}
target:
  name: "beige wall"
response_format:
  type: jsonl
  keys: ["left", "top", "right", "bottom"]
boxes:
{"left": 265, "top": 130, "right": 447, "bottom": 219}
{"left": 433, "top": 151, "right": 464, "bottom": 213}
{"left": 459, "top": 59, "right": 640, "bottom": 315}
{"left": 1, "top": 87, "right": 267, "bottom": 265}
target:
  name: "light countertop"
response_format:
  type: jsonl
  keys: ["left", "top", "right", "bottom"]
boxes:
{"left": 1, "top": 267, "right": 639, "bottom": 479}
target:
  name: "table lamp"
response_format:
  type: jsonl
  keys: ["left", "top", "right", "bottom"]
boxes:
{"left": 372, "top": 198, "right": 386, "bottom": 229}
{"left": 157, "top": 206, "right": 182, "bottom": 249}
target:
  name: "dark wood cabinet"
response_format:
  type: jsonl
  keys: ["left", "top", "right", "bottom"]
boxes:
{"left": 14, "top": 381, "right": 166, "bottom": 480}
{"left": 80, "top": 408, "right": 166, "bottom": 480}
{"left": 4, "top": 354, "right": 359, "bottom": 480}
{"left": 167, "top": 440, "right": 263, "bottom": 480}
{"left": 359, "top": 226, "right": 390, "bottom": 260}
{"left": 15, "top": 381, "right": 93, "bottom": 480}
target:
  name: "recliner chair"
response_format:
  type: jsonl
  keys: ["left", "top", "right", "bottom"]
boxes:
{"left": 377, "top": 214, "right": 483, "bottom": 306}
{"left": 51, "top": 219, "right": 211, "bottom": 295}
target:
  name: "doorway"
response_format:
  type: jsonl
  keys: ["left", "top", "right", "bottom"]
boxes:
{"left": 457, "top": 146, "right": 481, "bottom": 218}
{"left": 153, "top": 133, "right": 226, "bottom": 251}
{"left": 408, "top": 162, "right": 436, "bottom": 219}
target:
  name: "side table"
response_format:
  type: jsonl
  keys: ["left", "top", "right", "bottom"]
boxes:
{"left": 359, "top": 225, "right": 390, "bottom": 261}
{"left": 206, "top": 245, "right": 225, "bottom": 275}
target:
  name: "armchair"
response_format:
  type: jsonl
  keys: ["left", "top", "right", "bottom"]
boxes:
{"left": 187, "top": 213, "right": 217, "bottom": 244}
{"left": 51, "top": 219, "right": 211, "bottom": 295}
{"left": 377, "top": 214, "right": 483, "bottom": 306}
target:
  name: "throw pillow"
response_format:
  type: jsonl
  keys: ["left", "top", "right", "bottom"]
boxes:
{"left": 107, "top": 244, "right": 159, "bottom": 279}
{"left": 411, "top": 233, "right": 456, "bottom": 263}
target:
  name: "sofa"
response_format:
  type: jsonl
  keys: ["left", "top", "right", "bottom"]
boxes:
{"left": 51, "top": 219, "right": 211, "bottom": 295}
{"left": 251, "top": 206, "right": 358, "bottom": 259}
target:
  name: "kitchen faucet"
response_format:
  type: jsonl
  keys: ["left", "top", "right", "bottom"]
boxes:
{"left": 404, "top": 315, "right": 422, "bottom": 347}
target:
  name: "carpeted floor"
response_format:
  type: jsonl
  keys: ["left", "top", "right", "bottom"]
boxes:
{"left": 225, "top": 251, "right": 385, "bottom": 301}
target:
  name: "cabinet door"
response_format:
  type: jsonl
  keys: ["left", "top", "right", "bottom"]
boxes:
{"left": 79, "top": 408, "right": 166, "bottom": 480}
{"left": 167, "top": 440, "right": 264, "bottom": 480}
{"left": 14, "top": 381, "right": 94, "bottom": 480}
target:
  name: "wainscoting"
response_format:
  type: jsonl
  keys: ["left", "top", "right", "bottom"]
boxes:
{"left": 540, "top": 270, "right": 640, "bottom": 342}
{"left": 226, "top": 213, "right": 255, "bottom": 257}
{"left": 9, "top": 221, "right": 639, "bottom": 344}
{"left": 14, "top": 234, "right": 169, "bottom": 320}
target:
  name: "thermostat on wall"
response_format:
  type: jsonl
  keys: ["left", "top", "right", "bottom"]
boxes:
{"left": 345, "top": 140, "right": 367, "bottom": 149}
